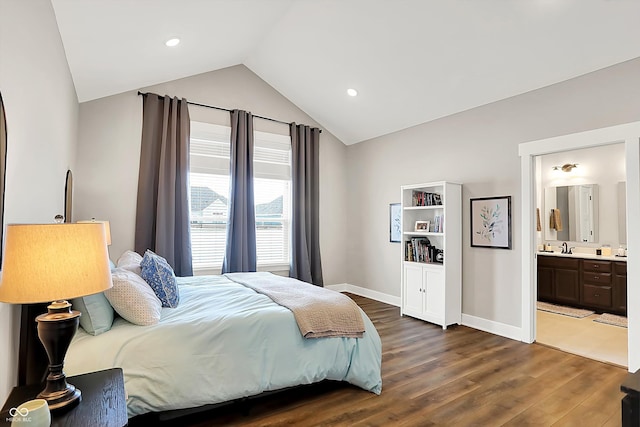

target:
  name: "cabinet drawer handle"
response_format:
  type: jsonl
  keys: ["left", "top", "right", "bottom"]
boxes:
{"left": 594, "top": 293, "right": 600, "bottom": 297}
{"left": 594, "top": 265, "right": 599, "bottom": 269}
{"left": 593, "top": 276, "right": 599, "bottom": 280}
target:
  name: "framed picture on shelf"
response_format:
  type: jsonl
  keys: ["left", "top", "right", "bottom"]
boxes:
{"left": 389, "top": 203, "right": 401, "bottom": 242}
{"left": 414, "top": 220, "right": 430, "bottom": 232}
{"left": 470, "top": 196, "right": 512, "bottom": 249}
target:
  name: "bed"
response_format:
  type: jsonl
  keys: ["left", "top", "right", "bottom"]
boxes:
{"left": 63, "top": 273, "right": 383, "bottom": 418}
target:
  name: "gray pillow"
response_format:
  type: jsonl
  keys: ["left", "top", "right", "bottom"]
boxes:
{"left": 72, "top": 292, "right": 114, "bottom": 336}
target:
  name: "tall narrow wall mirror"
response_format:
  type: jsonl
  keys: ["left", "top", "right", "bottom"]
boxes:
{"left": 0, "top": 93, "right": 7, "bottom": 265}
{"left": 64, "top": 169, "right": 73, "bottom": 223}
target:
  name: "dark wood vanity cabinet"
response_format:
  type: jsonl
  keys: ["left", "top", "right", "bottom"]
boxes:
{"left": 613, "top": 261, "right": 627, "bottom": 313}
{"left": 582, "top": 259, "right": 613, "bottom": 309}
{"left": 537, "top": 255, "right": 580, "bottom": 305}
{"left": 537, "top": 264, "right": 554, "bottom": 301}
{"left": 537, "top": 254, "right": 627, "bottom": 315}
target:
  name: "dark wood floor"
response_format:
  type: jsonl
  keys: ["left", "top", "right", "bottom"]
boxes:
{"left": 132, "top": 294, "right": 627, "bottom": 426}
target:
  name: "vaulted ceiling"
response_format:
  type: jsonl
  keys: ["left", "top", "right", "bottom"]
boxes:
{"left": 51, "top": 0, "right": 640, "bottom": 145}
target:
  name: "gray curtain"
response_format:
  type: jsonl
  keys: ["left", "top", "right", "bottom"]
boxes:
{"left": 135, "top": 93, "right": 193, "bottom": 276}
{"left": 222, "top": 109, "right": 257, "bottom": 273}
{"left": 290, "top": 123, "right": 323, "bottom": 286}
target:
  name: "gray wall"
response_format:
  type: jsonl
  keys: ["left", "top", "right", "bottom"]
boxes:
{"left": 74, "top": 65, "right": 349, "bottom": 286}
{"left": 0, "top": 0, "right": 79, "bottom": 402}
{"left": 346, "top": 58, "right": 640, "bottom": 327}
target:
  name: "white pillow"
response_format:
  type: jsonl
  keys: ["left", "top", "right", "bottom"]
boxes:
{"left": 104, "top": 268, "right": 162, "bottom": 326}
{"left": 117, "top": 250, "right": 143, "bottom": 276}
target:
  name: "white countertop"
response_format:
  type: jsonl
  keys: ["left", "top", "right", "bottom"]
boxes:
{"left": 537, "top": 251, "right": 627, "bottom": 262}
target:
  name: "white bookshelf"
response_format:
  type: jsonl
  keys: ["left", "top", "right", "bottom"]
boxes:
{"left": 400, "top": 181, "right": 462, "bottom": 329}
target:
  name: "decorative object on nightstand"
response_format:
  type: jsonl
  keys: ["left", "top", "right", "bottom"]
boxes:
{"left": 7, "top": 398, "right": 50, "bottom": 427}
{"left": 0, "top": 223, "right": 112, "bottom": 411}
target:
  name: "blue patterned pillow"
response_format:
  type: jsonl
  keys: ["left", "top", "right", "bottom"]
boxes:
{"left": 140, "top": 250, "right": 179, "bottom": 308}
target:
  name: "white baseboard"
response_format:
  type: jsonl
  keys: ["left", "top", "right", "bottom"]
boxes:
{"left": 327, "top": 283, "right": 400, "bottom": 307}
{"left": 461, "top": 313, "right": 522, "bottom": 341}
{"left": 328, "top": 284, "right": 523, "bottom": 343}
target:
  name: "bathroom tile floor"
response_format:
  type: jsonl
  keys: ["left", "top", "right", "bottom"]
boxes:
{"left": 536, "top": 309, "right": 628, "bottom": 368}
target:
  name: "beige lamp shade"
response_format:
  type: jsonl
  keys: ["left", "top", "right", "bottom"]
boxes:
{"left": 77, "top": 219, "right": 111, "bottom": 245}
{"left": 0, "top": 223, "right": 112, "bottom": 304}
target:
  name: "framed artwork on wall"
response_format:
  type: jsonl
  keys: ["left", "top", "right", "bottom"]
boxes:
{"left": 389, "top": 203, "right": 401, "bottom": 242}
{"left": 470, "top": 195, "right": 512, "bottom": 249}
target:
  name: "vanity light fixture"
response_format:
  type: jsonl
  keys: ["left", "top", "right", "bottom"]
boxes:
{"left": 552, "top": 163, "right": 578, "bottom": 172}
{"left": 165, "top": 38, "right": 180, "bottom": 47}
{"left": 347, "top": 88, "right": 358, "bottom": 97}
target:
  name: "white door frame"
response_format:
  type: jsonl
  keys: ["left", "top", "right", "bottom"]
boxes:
{"left": 519, "top": 121, "right": 640, "bottom": 372}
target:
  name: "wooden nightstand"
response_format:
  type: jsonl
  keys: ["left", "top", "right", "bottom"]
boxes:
{"left": 622, "top": 369, "right": 640, "bottom": 427}
{"left": 1, "top": 368, "right": 127, "bottom": 427}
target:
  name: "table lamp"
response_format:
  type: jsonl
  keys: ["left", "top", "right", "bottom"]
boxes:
{"left": 0, "top": 223, "right": 112, "bottom": 411}
{"left": 77, "top": 219, "right": 111, "bottom": 245}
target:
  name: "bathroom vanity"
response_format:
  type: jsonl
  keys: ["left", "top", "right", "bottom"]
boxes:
{"left": 537, "top": 252, "right": 627, "bottom": 315}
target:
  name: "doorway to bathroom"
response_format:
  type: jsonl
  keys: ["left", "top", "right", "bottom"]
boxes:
{"left": 519, "top": 121, "right": 640, "bottom": 373}
{"left": 535, "top": 144, "right": 627, "bottom": 366}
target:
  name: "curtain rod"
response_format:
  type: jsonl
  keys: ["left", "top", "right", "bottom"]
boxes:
{"left": 137, "top": 91, "right": 321, "bottom": 132}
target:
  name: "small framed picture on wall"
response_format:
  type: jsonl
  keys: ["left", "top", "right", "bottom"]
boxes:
{"left": 389, "top": 203, "right": 401, "bottom": 242}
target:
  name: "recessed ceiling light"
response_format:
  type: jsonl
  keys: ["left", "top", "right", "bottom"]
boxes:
{"left": 165, "top": 38, "right": 180, "bottom": 47}
{"left": 347, "top": 88, "right": 358, "bottom": 97}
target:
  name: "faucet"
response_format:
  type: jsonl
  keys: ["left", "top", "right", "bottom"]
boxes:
{"left": 561, "top": 242, "right": 568, "bottom": 254}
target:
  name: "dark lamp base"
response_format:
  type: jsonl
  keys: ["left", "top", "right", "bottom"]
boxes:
{"left": 36, "top": 300, "right": 82, "bottom": 411}
{"left": 37, "top": 383, "right": 81, "bottom": 411}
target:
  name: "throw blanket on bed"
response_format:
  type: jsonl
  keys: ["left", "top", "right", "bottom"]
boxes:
{"left": 224, "top": 272, "right": 365, "bottom": 338}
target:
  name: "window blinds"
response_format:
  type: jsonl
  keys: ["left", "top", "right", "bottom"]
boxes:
{"left": 189, "top": 122, "right": 292, "bottom": 272}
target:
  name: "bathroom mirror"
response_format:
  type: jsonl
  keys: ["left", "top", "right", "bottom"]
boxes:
{"left": 544, "top": 184, "right": 598, "bottom": 243}
{"left": 0, "top": 93, "right": 7, "bottom": 266}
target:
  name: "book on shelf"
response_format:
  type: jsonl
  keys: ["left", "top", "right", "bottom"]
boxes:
{"left": 405, "top": 237, "right": 431, "bottom": 263}
{"left": 405, "top": 238, "right": 444, "bottom": 264}
{"left": 412, "top": 190, "right": 443, "bottom": 207}
{"left": 432, "top": 215, "right": 444, "bottom": 233}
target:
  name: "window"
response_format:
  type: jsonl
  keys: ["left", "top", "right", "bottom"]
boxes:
{"left": 189, "top": 121, "right": 291, "bottom": 273}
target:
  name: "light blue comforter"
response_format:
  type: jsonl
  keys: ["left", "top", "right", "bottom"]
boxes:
{"left": 65, "top": 275, "right": 382, "bottom": 417}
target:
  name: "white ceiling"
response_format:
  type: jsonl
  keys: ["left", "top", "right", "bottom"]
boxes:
{"left": 51, "top": 0, "right": 640, "bottom": 145}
